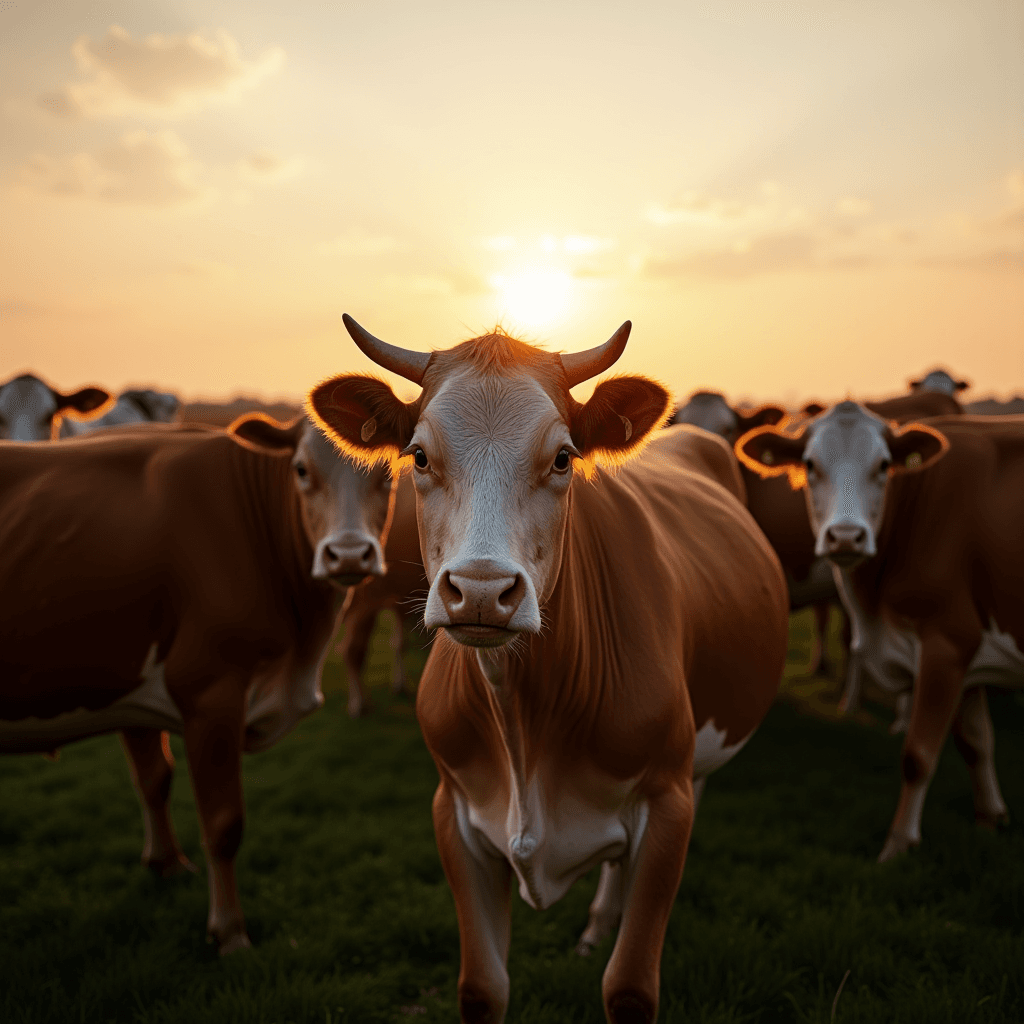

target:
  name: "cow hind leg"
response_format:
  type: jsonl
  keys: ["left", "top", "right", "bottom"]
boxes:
{"left": 120, "top": 728, "right": 197, "bottom": 876}
{"left": 951, "top": 687, "right": 1009, "bottom": 828}
{"left": 879, "top": 630, "right": 973, "bottom": 863}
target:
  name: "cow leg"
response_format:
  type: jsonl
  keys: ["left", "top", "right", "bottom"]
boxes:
{"left": 602, "top": 783, "right": 694, "bottom": 1024}
{"left": 577, "top": 776, "right": 706, "bottom": 958}
{"left": 890, "top": 690, "right": 913, "bottom": 735}
{"left": 433, "top": 781, "right": 512, "bottom": 1024}
{"left": 951, "top": 686, "right": 1009, "bottom": 828}
{"left": 178, "top": 682, "right": 251, "bottom": 953}
{"left": 339, "top": 606, "right": 377, "bottom": 717}
{"left": 808, "top": 601, "right": 828, "bottom": 676}
{"left": 120, "top": 728, "right": 197, "bottom": 876}
{"left": 390, "top": 608, "right": 410, "bottom": 697}
{"left": 880, "top": 631, "right": 971, "bottom": 862}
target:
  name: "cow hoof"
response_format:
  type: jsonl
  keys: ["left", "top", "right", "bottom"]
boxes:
{"left": 458, "top": 989, "right": 504, "bottom": 1024}
{"left": 878, "top": 833, "right": 917, "bottom": 863}
{"left": 347, "top": 699, "right": 374, "bottom": 718}
{"left": 888, "top": 719, "right": 909, "bottom": 736}
{"left": 217, "top": 931, "right": 252, "bottom": 956}
{"left": 606, "top": 991, "right": 656, "bottom": 1024}
{"left": 147, "top": 853, "right": 200, "bottom": 878}
{"left": 976, "top": 810, "right": 1010, "bottom": 831}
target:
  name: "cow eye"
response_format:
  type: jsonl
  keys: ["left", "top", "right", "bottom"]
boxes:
{"left": 294, "top": 461, "right": 308, "bottom": 478}
{"left": 414, "top": 447, "right": 429, "bottom": 470}
{"left": 878, "top": 459, "right": 891, "bottom": 474}
{"left": 553, "top": 448, "right": 571, "bottom": 473}
{"left": 804, "top": 458, "right": 817, "bottom": 475}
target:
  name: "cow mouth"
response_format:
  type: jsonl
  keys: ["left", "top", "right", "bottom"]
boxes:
{"left": 825, "top": 550, "right": 867, "bottom": 570}
{"left": 325, "top": 570, "right": 376, "bottom": 588}
{"left": 445, "top": 624, "right": 518, "bottom": 648}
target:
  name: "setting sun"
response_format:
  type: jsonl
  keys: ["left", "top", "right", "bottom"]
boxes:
{"left": 489, "top": 269, "right": 575, "bottom": 330}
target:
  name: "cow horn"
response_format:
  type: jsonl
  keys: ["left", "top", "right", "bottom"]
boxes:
{"left": 341, "top": 314, "right": 431, "bottom": 385}
{"left": 560, "top": 321, "right": 632, "bottom": 388}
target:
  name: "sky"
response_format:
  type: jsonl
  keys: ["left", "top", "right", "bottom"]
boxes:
{"left": 1, "top": 0, "right": 1021, "bottom": 407}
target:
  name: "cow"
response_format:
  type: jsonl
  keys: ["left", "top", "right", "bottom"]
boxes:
{"left": 737, "top": 404, "right": 1024, "bottom": 862}
{"left": 0, "top": 372, "right": 110, "bottom": 441}
{"left": 58, "top": 388, "right": 180, "bottom": 437}
{"left": 669, "top": 390, "right": 785, "bottom": 444}
{"left": 308, "top": 316, "right": 789, "bottom": 1024}
{"left": 339, "top": 468, "right": 429, "bottom": 717}
{"left": 909, "top": 368, "right": 969, "bottom": 396}
{"left": 0, "top": 414, "right": 398, "bottom": 951}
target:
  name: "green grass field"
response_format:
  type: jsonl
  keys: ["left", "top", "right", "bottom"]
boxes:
{"left": 1, "top": 610, "right": 1022, "bottom": 1023}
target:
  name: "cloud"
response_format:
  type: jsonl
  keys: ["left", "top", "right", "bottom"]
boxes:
{"left": 38, "top": 25, "right": 284, "bottom": 119}
{"left": 641, "top": 231, "right": 827, "bottom": 278}
{"left": 238, "top": 151, "right": 303, "bottom": 181}
{"left": 19, "top": 130, "right": 206, "bottom": 207}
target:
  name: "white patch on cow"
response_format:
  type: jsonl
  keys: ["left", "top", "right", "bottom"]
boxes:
{"left": 692, "top": 718, "right": 751, "bottom": 777}
{"left": 0, "top": 643, "right": 182, "bottom": 753}
{"left": 243, "top": 652, "right": 325, "bottom": 753}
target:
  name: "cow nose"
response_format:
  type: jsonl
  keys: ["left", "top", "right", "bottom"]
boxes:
{"left": 319, "top": 538, "right": 384, "bottom": 580}
{"left": 439, "top": 559, "right": 526, "bottom": 627}
{"left": 824, "top": 523, "right": 867, "bottom": 552}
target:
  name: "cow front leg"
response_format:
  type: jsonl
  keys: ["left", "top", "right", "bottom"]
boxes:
{"left": 951, "top": 686, "right": 1009, "bottom": 828}
{"left": 179, "top": 684, "right": 250, "bottom": 953}
{"left": 390, "top": 609, "right": 410, "bottom": 697}
{"left": 602, "top": 783, "right": 694, "bottom": 1024}
{"left": 339, "top": 607, "right": 376, "bottom": 717}
{"left": 880, "top": 630, "right": 972, "bottom": 862}
{"left": 433, "top": 781, "right": 512, "bottom": 1024}
{"left": 807, "top": 600, "right": 828, "bottom": 676}
{"left": 120, "top": 728, "right": 197, "bottom": 876}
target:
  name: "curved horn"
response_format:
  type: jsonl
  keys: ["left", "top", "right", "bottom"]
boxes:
{"left": 341, "top": 313, "right": 431, "bottom": 385}
{"left": 560, "top": 321, "right": 632, "bottom": 388}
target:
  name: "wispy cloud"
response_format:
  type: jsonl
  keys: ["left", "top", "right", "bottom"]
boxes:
{"left": 19, "top": 130, "right": 206, "bottom": 207}
{"left": 38, "top": 26, "right": 284, "bottom": 119}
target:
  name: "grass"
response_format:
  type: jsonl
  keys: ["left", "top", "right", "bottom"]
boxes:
{"left": 1, "top": 609, "right": 1022, "bottom": 1022}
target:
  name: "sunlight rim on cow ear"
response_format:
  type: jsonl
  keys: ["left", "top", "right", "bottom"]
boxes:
{"left": 571, "top": 375, "right": 673, "bottom": 479}
{"left": 229, "top": 413, "right": 306, "bottom": 454}
{"left": 735, "top": 404, "right": 787, "bottom": 434}
{"left": 735, "top": 425, "right": 809, "bottom": 489}
{"left": 307, "top": 374, "right": 418, "bottom": 470}
{"left": 887, "top": 422, "right": 949, "bottom": 474}
{"left": 55, "top": 386, "right": 113, "bottom": 420}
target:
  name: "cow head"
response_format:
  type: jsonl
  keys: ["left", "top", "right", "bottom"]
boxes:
{"left": 0, "top": 373, "right": 110, "bottom": 441}
{"left": 736, "top": 400, "right": 948, "bottom": 568}
{"left": 309, "top": 316, "right": 671, "bottom": 648}
{"left": 909, "top": 368, "right": 969, "bottom": 396}
{"left": 671, "top": 390, "right": 785, "bottom": 444}
{"left": 230, "top": 414, "right": 395, "bottom": 588}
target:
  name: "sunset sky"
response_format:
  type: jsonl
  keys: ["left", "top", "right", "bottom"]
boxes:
{"left": 2, "top": 0, "right": 1021, "bottom": 407}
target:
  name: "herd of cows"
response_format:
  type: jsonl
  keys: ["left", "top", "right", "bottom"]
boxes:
{"left": 1, "top": 322, "right": 1023, "bottom": 1024}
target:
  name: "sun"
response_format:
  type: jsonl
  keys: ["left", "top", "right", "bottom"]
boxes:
{"left": 489, "top": 269, "right": 574, "bottom": 329}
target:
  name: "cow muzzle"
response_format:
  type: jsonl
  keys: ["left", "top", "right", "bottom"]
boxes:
{"left": 424, "top": 557, "right": 541, "bottom": 646}
{"left": 313, "top": 533, "right": 385, "bottom": 588}
{"left": 817, "top": 521, "right": 875, "bottom": 568}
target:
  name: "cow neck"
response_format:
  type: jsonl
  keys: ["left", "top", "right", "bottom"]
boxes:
{"left": 227, "top": 441, "right": 332, "bottom": 628}
{"left": 456, "top": 479, "right": 629, "bottom": 772}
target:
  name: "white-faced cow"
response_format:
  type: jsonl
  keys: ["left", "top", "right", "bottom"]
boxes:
{"left": 59, "top": 388, "right": 180, "bottom": 437}
{"left": 309, "top": 316, "right": 789, "bottom": 1024}
{"left": 0, "top": 372, "right": 110, "bottom": 441}
{"left": 738, "top": 404, "right": 1024, "bottom": 862}
{"left": 909, "top": 368, "right": 969, "bottom": 397}
{"left": 0, "top": 415, "right": 397, "bottom": 951}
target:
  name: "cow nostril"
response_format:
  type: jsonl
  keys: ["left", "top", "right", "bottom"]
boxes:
{"left": 499, "top": 575, "right": 525, "bottom": 609}
{"left": 360, "top": 543, "right": 375, "bottom": 568}
{"left": 439, "top": 570, "right": 464, "bottom": 607}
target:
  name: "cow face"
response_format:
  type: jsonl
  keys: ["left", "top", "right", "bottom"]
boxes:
{"left": 310, "top": 318, "right": 671, "bottom": 649}
{"left": 671, "top": 391, "right": 785, "bottom": 444}
{"left": 910, "top": 369, "right": 969, "bottom": 396}
{"left": 230, "top": 415, "right": 395, "bottom": 587}
{"left": 0, "top": 374, "right": 109, "bottom": 441}
{"left": 737, "top": 401, "right": 947, "bottom": 569}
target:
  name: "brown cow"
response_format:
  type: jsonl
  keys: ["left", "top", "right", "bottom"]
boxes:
{"left": 339, "top": 469, "right": 429, "bottom": 717}
{"left": 0, "top": 415, "right": 396, "bottom": 951}
{"left": 309, "top": 316, "right": 789, "bottom": 1024}
{"left": 738, "top": 405, "right": 1024, "bottom": 861}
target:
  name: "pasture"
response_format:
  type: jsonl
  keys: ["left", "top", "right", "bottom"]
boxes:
{"left": 1, "top": 612, "right": 1022, "bottom": 1023}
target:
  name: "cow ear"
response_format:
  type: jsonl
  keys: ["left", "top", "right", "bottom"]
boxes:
{"left": 308, "top": 375, "right": 417, "bottom": 467}
{"left": 888, "top": 423, "right": 949, "bottom": 473}
{"left": 954, "top": 379, "right": 970, "bottom": 392}
{"left": 735, "top": 404, "right": 786, "bottom": 434}
{"left": 229, "top": 413, "right": 306, "bottom": 453}
{"left": 736, "top": 426, "right": 808, "bottom": 480}
{"left": 801, "top": 401, "right": 826, "bottom": 417}
{"left": 571, "top": 376, "right": 672, "bottom": 470}
{"left": 55, "top": 386, "right": 110, "bottom": 415}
